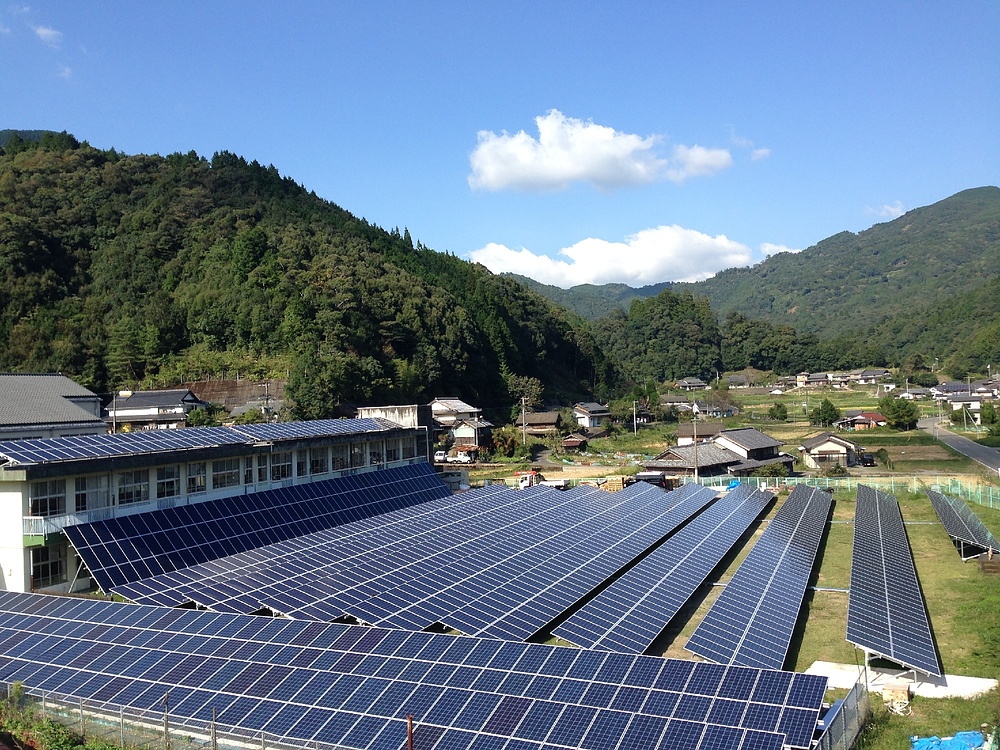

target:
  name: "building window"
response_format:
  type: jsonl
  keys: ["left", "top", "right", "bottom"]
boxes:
{"left": 118, "top": 470, "right": 150, "bottom": 505}
{"left": 156, "top": 465, "right": 181, "bottom": 499}
{"left": 244, "top": 457, "right": 254, "bottom": 485}
{"left": 187, "top": 462, "right": 207, "bottom": 495}
{"left": 310, "top": 448, "right": 329, "bottom": 475}
{"left": 368, "top": 446, "right": 383, "bottom": 465}
{"left": 270, "top": 452, "right": 292, "bottom": 481}
{"left": 212, "top": 458, "right": 241, "bottom": 490}
{"left": 31, "top": 544, "right": 68, "bottom": 589}
{"left": 257, "top": 455, "right": 268, "bottom": 483}
{"left": 296, "top": 453, "right": 307, "bottom": 478}
{"left": 350, "top": 444, "right": 365, "bottom": 468}
{"left": 386, "top": 443, "right": 399, "bottom": 462}
{"left": 332, "top": 445, "right": 348, "bottom": 470}
{"left": 402, "top": 438, "right": 416, "bottom": 459}
{"left": 75, "top": 475, "right": 110, "bottom": 513}
{"left": 30, "top": 480, "right": 66, "bottom": 517}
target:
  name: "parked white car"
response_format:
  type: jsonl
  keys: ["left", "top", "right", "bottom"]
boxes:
{"left": 433, "top": 450, "right": 448, "bottom": 462}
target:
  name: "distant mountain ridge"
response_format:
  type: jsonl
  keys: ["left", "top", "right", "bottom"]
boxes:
{"left": 515, "top": 187, "right": 1000, "bottom": 337}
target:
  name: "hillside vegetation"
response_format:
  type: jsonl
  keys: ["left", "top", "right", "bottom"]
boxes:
{"left": 0, "top": 133, "right": 613, "bottom": 416}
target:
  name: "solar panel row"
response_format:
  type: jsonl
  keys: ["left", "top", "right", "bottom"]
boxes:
{"left": 846, "top": 485, "right": 941, "bottom": 677}
{"left": 67, "top": 462, "right": 450, "bottom": 592}
{"left": 552, "top": 485, "right": 774, "bottom": 654}
{"left": 0, "top": 591, "right": 827, "bottom": 750}
{"left": 926, "top": 489, "right": 1000, "bottom": 558}
{"left": 0, "top": 418, "right": 396, "bottom": 467}
{"left": 117, "top": 483, "right": 718, "bottom": 645}
{"left": 686, "top": 485, "right": 832, "bottom": 670}
{"left": 446, "top": 484, "right": 721, "bottom": 641}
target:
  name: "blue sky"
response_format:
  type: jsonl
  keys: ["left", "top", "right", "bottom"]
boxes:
{"left": 3, "top": 2, "right": 998, "bottom": 288}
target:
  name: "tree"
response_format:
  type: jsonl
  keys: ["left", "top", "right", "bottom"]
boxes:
{"left": 754, "top": 462, "right": 788, "bottom": 478}
{"left": 878, "top": 395, "right": 919, "bottom": 430}
{"left": 767, "top": 402, "right": 788, "bottom": 422}
{"left": 809, "top": 398, "right": 840, "bottom": 427}
{"left": 980, "top": 401, "right": 997, "bottom": 426}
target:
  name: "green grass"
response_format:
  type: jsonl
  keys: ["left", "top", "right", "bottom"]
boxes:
{"left": 857, "top": 691, "right": 1000, "bottom": 749}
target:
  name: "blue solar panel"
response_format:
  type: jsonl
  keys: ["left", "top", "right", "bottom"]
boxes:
{"left": 846, "top": 485, "right": 941, "bottom": 677}
{"left": 0, "top": 591, "right": 826, "bottom": 749}
{"left": 926, "top": 489, "right": 1000, "bottom": 558}
{"left": 0, "top": 418, "right": 399, "bottom": 468}
{"left": 67, "top": 463, "right": 450, "bottom": 592}
{"left": 552, "top": 485, "right": 774, "bottom": 654}
{"left": 445, "top": 484, "right": 720, "bottom": 641}
{"left": 686, "top": 485, "right": 832, "bottom": 670}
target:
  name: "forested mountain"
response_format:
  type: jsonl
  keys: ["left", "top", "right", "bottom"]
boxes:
{"left": 0, "top": 134, "right": 614, "bottom": 417}
{"left": 504, "top": 275, "right": 672, "bottom": 320}
{"left": 679, "top": 187, "right": 1000, "bottom": 337}
{"left": 519, "top": 187, "right": 1000, "bottom": 377}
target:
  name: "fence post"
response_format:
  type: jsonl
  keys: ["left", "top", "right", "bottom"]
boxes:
{"left": 261, "top": 730, "right": 266, "bottom": 750}
{"left": 163, "top": 691, "right": 170, "bottom": 750}
{"left": 120, "top": 705, "right": 125, "bottom": 749}
{"left": 212, "top": 707, "right": 218, "bottom": 750}
{"left": 80, "top": 697, "right": 85, "bottom": 739}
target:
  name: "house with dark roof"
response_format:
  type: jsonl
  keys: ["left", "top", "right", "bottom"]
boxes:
{"left": 429, "top": 398, "right": 492, "bottom": 448}
{"left": 850, "top": 368, "right": 892, "bottom": 384}
{"left": 675, "top": 421, "right": 724, "bottom": 446}
{"left": 104, "top": 389, "right": 209, "bottom": 432}
{"left": 798, "top": 432, "right": 859, "bottom": 469}
{"left": 0, "top": 373, "right": 106, "bottom": 440}
{"left": 517, "top": 411, "right": 563, "bottom": 436}
{"left": 675, "top": 377, "right": 708, "bottom": 391}
{"left": 644, "top": 426, "right": 794, "bottom": 477}
{"left": 572, "top": 402, "right": 610, "bottom": 429}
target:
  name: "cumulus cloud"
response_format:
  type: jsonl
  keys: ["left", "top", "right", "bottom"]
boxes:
{"left": 759, "top": 242, "right": 800, "bottom": 256}
{"left": 469, "top": 226, "right": 752, "bottom": 288}
{"left": 468, "top": 110, "right": 733, "bottom": 191}
{"left": 666, "top": 144, "right": 733, "bottom": 183}
{"left": 751, "top": 147, "right": 772, "bottom": 161}
{"left": 56, "top": 64, "right": 71, "bottom": 79}
{"left": 32, "top": 24, "right": 61, "bottom": 46}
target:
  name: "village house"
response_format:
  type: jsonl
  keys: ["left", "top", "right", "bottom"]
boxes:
{"left": 104, "top": 388, "right": 209, "bottom": 432}
{"left": 643, "top": 427, "right": 794, "bottom": 478}
{"left": 675, "top": 422, "right": 724, "bottom": 446}
{"left": 429, "top": 397, "right": 492, "bottom": 448}
{"left": 798, "top": 432, "right": 859, "bottom": 469}
{"left": 572, "top": 402, "right": 611, "bottom": 429}
{"left": 834, "top": 410, "right": 887, "bottom": 431}
{"left": 517, "top": 411, "right": 563, "bottom": 436}
{"left": 674, "top": 377, "right": 709, "bottom": 391}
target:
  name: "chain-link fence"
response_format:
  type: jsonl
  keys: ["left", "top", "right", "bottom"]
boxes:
{"left": 683, "top": 474, "right": 1000, "bottom": 509}
{"left": 5, "top": 682, "right": 348, "bottom": 750}
{"left": 814, "top": 675, "right": 871, "bottom": 750}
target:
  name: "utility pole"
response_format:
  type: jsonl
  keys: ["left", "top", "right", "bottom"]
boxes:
{"left": 520, "top": 397, "right": 527, "bottom": 447}
{"left": 633, "top": 401, "right": 638, "bottom": 436}
{"left": 693, "top": 418, "right": 699, "bottom": 484}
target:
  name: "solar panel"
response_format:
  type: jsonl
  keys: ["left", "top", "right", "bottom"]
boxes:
{"left": 926, "top": 489, "right": 1000, "bottom": 559}
{"left": 445, "top": 484, "right": 720, "bottom": 641}
{"left": 686, "top": 485, "right": 832, "bottom": 670}
{"left": 846, "top": 485, "right": 942, "bottom": 677}
{"left": 552, "top": 485, "right": 773, "bottom": 654}
{"left": 67, "top": 463, "right": 450, "bottom": 592}
{"left": 0, "top": 418, "right": 398, "bottom": 468}
{"left": 0, "top": 591, "right": 827, "bottom": 749}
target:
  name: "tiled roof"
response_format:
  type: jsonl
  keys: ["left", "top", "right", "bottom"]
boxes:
{"left": 675, "top": 421, "right": 724, "bottom": 438}
{"left": 649, "top": 443, "right": 742, "bottom": 469}
{"left": 518, "top": 411, "right": 561, "bottom": 426}
{"left": 0, "top": 373, "right": 104, "bottom": 428}
{"left": 715, "top": 427, "right": 782, "bottom": 451}
{"left": 800, "top": 432, "right": 858, "bottom": 451}
{"left": 573, "top": 402, "right": 609, "bottom": 414}
{"left": 111, "top": 389, "right": 204, "bottom": 410}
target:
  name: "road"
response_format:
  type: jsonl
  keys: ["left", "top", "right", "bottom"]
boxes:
{"left": 919, "top": 416, "right": 1000, "bottom": 474}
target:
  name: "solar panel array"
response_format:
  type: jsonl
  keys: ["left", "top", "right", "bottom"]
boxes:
{"left": 846, "top": 485, "right": 942, "bottom": 677}
{"left": 553, "top": 485, "right": 774, "bottom": 654}
{"left": 926, "top": 489, "right": 1000, "bottom": 558}
{"left": 686, "top": 485, "right": 832, "bottom": 670}
{"left": 0, "top": 418, "right": 395, "bottom": 467}
{"left": 66, "top": 463, "right": 450, "bottom": 592}
{"left": 114, "top": 483, "right": 720, "bottom": 644}
{"left": 0, "top": 591, "right": 827, "bottom": 750}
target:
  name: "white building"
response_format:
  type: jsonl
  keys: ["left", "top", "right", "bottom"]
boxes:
{"left": 105, "top": 388, "right": 209, "bottom": 431}
{"left": 0, "top": 418, "right": 424, "bottom": 595}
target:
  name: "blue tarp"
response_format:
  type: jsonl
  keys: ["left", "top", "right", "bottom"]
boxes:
{"left": 911, "top": 731, "right": 984, "bottom": 750}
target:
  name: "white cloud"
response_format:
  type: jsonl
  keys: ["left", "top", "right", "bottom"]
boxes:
{"left": 32, "top": 24, "right": 62, "bottom": 46}
{"left": 56, "top": 63, "right": 71, "bottom": 79}
{"left": 468, "top": 110, "right": 733, "bottom": 191}
{"left": 865, "top": 200, "right": 905, "bottom": 219}
{"left": 666, "top": 144, "right": 733, "bottom": 183}
{"left": 759, "top": 242, "right": 800, "bottom": 256}
{"left": 469, "top": 225, "right": 752, "bottom": 288}
{"left": 751, "top": 147, "right": 772, "bottom": 161}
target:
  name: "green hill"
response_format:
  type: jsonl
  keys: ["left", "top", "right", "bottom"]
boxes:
{"left": 0, "top": 136, "right": 614, "bottom": 416}
{"left": 504, "top": 275, "right": 672, "bottom": 320}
